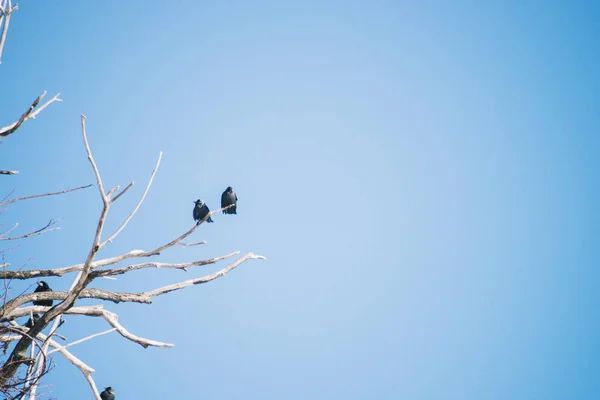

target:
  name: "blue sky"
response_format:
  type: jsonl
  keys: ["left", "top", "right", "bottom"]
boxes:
{"left": 1, "top": 1, "right": 599, "bottom": 399}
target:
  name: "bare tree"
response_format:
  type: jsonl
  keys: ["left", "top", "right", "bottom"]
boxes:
{"left": 0, "top": 4, "right": 266, "bottom": 399}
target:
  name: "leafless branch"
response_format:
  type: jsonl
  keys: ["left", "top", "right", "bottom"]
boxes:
{"left": 7, "top": 322, "right": 100, "bottom": 399}
{"left": 145, "top": 252, "right": 266, "bottom": 298}
{"left": 0, "top": 108, "right": 265, "bottom": 398}
{"left": 0, "top": 92, "right": 62, "bottom": 138}
{"left": 0, "top": 220, "right": 59, "bottom": 241}
{"left": 105, "top": 185, "right": 119, "bottom": 198}
{"left": 27, "top": 316, "right": 65, "bottom": 400}
{"left": 91, "top": 251, "right": 240, "bottom": 278}
{"left": 2, "top": 252, "right": 264, "bottom": 324}
{"left": 110, "top": 181, "right": 133, "bottom": 202}
{"left": 0, "top": 184, "right": 92, "bottom": 207}
{"left": 0, "top": 0, "right": 17, "bottom": 64}
{"left": 177, "top": 240, "right": 207, "bottom": 247}
{"left": 101, "top": 151, "right": 163, "bottom": 246}
{"left": 46, "top": 329, "right": 116, "bottom": 356}
{"left": 0, "top": 222, "right": 17, "bottom": 238}
{"left": 0, "top": 115, "right": 110, "bottom": 385}
{"left": 7, "top": 306, "right": 173, "bottom": 348}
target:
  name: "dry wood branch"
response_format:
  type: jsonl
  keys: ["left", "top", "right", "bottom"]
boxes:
{"left": 0, "top": 115, "right": 110, "bottom": 385}
{"left": 105, "top": 185, "right": 119, "bottom": 198}
{"left": 0, "top": 92, "right": 62, "bottom": 137}
{"left": 0, "top": 252, "right": 241, "bottom": 316}
{"left": 0, "top": 220, "right": 59, "bottom": 241}
{"left": 146, "top": 252, "right": 267, "bottom": 298}
{"left": 0, "top": 222, "right": 17, "bottom": 238}
{"left": 137, "top": 204, "right": 235, "bottom": 258}
{"left": 46, "top": 328, "right": 116, "bottom": 356}
{"left": 7, "top": 322, "right": 98, "bottom": 396}
{"left": 101, "top": 151, "right": 163, "bottom": 246}
{"left": 27, "top": 316, "right": 65, "bottom": 400}
{"left": 0, "top": 184, "right": 92, "bottom": 207}
{"left": 0, "top": 247, "right": 231, "bottom": 280}
{"left": 0, "top": 0, "right": 17, "bottom": 64}
{"left": 2, "top": 252, "right": 264, "bottom": 320}
{"left": 0, "top": 250, "right": 147, "bottom": 280}
{"left": 9, "top": 306, "right": 172, "bottom": 348}
{"left": 91, "top": 251, "right": 239, "bottom": 278}
{"left": 111, "top": 181, "right": 133, "bottom": 202}
{"left": 177, "top": 240, "right": 207, "bottom": 247}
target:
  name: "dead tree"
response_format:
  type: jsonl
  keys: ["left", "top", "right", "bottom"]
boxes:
{"left": 0, "top": 4, "right": 266, "bottom": 399}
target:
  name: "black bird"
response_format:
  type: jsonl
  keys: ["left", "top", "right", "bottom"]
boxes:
{"left": 33, "top": 281, "right": 53, "bottom": 307}
{"left": 221, "top": 186, "right": 238, "bottom": 214}
{"left": 24, "top": 314, "right": 41, "bottom": 328}
{"left": 100, "top": 387, "right": 115, "bottom": 400}
{"left": 193, "top": 199, "right": 213, "bottom": 223}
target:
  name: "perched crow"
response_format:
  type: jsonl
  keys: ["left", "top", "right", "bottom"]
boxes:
{"left": 33, "top": 281, "right": 53, "bottom": 307}
{"left": 24, "top": 314, "right": 41, "bottom": 328}
{"left": 100, "top": 387, "right": 115, "bottom": 400}
{"left": 193, "top": 199, "right": 213, "bottom": 223}
{"left": 221, "top": 186, "right": 238, "bottom": 214}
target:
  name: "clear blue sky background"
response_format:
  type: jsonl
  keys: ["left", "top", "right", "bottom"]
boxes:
{"left": 1, "top": 1, "right": 599, "bottom": 399}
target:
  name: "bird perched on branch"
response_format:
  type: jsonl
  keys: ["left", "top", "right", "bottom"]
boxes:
{"left": 193, "top": 199, "right": 213, "bottom": 223}
{"left": 221, "top": 186, "right": 238, "bottom": 214}
{"left": 100, "top": 387, "right": 115, "bottom": 400}
{"left": 32, "top": 281, "right": 53, "bottom": 307}
{"left": 24, "top": 314, "right": 41, "bottom": 328}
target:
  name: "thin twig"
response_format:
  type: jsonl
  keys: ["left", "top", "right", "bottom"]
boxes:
{"left": 0, "top": 92, "right": 62, "bottom": 137}
{"left": 101, "top": 152, "right": 162, "bottom": 246}
{"left": 47, "top": 328, "right": 116, "bottom": 355}
{"left": 0, "top": 0, "right": 17, "bottom": 64}
{"left": 0, "top": 220, "right": 59, "bottom": 241}
{"left": 177, "top": 240, "right": 207, "bottom": 247}
{"left": 111, "top": 181, "right": 134, "bottom": 202}
{"left": 0, "top": 184, "right": 92, "bottom": 207}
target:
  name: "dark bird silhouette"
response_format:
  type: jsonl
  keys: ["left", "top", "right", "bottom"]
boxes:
{"left": 33, "top": 281, "right": 53, "bottom": 307}
{"left": 193, "top": 199, "right": 213, "bottom": 223}
{"left": 221, "top": 186, "right": 238, "bottom": 214}
{"left": 24, "top": 314, "right": 41, "bottom": 328}
{"left": 100, "top": 387, "right": 115, "bottom": 400}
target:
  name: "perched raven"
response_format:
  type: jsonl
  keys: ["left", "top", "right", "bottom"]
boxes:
{"left": 193, "top": 199, "right": 213, "bottom": 223}
{"left": 221, "top": 186, "right": 238, "bottom": 214}
{"left": 100, "top": 387, "right": 115, "bottom": 400}
{"left": 24, "top": 314, "right": 41, "bottom": 328}
{"left": 33, "top": 281, "right": 53, "bottom": 307}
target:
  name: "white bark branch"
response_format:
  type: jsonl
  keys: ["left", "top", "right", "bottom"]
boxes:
{"left": 177, "top": 240, "right": 207, "bottom": 247}
{"left": 101, "top": 151, "right": 162, "bottom": 246}
{"left": 0, "top": 184, "right": 92, "bottom": 207}
{"left": 111, "top": 181, "right": 133, "bottom": 202}
{"left": 146, "top": 252, "right": 267, "bottom": 298}
{"left": 10, "top": 305, "right": 173, "bottom": 348}
{"left": 91, "top": 251, "right": 239, "bottom": 277}
{"left": 1, "top": 251, "right": 263, "bottom": 322}
{"left": 0, "top": 0, "right": 17, "bottom": 64}
{"left": 0, "top": 92, "right": 63, "bottom": 137}
{"left": 8, "top": 322, "right": 100, "bottom": 399}
{"left": 46, "top": 328, "right": 116, "bottom": 355}
{"left": 28, "top": 317, "right": 64, "bottom": 400}
{"left": 0, "top": 220, "right": 59, "bottom": 241}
